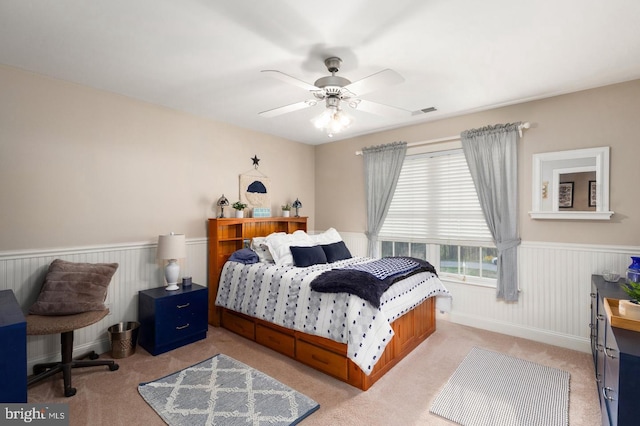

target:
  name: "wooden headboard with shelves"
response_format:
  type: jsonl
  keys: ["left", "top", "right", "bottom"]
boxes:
{"left": 206, "top": 217, "right": 307, "bottom": 325}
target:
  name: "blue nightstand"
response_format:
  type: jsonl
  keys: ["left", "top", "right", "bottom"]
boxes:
{"left": 138, "top": 284, "right": 208, "bottom": 356}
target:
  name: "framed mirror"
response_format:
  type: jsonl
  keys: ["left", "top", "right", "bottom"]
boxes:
{"left": 530, "top": 146, "right": 613, "bottom": 220}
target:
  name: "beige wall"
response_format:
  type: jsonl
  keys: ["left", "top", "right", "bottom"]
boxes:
{"left": 2, "top": 63, "right": 638, "bottom": 251}
{"left": 315, "top": 79, "right": 640, "bottom": 246}
{"left": 0, "top": 65, "right": 315, "bottom": 251}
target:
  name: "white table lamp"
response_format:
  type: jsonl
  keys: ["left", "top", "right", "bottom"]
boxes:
{"left": 157, "top": 232, "right": 187, "bottom": 291}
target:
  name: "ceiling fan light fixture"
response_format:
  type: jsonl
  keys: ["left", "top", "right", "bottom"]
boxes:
{"left": 261, "top": 57, "right": 407, "bottom": 135}
{"left": 328, "top": 109, "right": 352, "bottom": 135}
{"left": 311, "top": 104, "right": 352, "bottom": 138}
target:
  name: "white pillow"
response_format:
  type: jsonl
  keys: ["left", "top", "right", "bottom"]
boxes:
{"left": 265, "top": 230, "right": 314, "bottom": 266}
{"left": 250, "top": 237, "right": 274, "bottom": 263}
{"left": 309, "top": 228, "right": 343, "bottom": 245}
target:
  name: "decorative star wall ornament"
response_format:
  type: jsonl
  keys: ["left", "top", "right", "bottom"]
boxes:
{"left": 251, "top": 155, "right": 260, "bottom": 168}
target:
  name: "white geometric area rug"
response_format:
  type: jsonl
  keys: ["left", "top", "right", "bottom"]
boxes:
{"left": 138, "top": 354, "right": 319, "bottom": 426}
{"left": 430, "top": 347, "right": 569, "bottom": 426}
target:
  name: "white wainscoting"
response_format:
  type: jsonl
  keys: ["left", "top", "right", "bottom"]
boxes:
{"left": 338, "top": 231, "right": 369, "bottom": 258}
{"left": 3, "top": 232, "right": 638, "bottom": 374}
{"left": 340, "top": 232, "right": 640, "bottom": 354}
{"left": 0, "top": 238, "right": 208, "bottom": 373}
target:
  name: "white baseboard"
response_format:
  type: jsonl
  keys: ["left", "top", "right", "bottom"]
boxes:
{"left": 446, "top": 311, "right": 591, "bottom": 353}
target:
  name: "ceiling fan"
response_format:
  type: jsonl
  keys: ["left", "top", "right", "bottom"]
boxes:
{"left": 259, "top": 57, "right": 413, "bottom": 136}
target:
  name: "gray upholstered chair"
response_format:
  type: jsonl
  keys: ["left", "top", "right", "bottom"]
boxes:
{"left": 27, "top": 310, "right": 119, "bottom": 397}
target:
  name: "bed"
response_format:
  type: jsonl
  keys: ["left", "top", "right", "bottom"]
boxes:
{"left": 207, "top": 217, "right": 451, "bottom": 390}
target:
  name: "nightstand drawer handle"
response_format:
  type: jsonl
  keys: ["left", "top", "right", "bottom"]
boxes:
{"left": 602, "top": 386, "right": 615, "bottom": 401}
{"left": 177, "top": 303, "right": 190, "bottom": 309}
{"left": 176, "top": 323, "right": 190, "bottom": 330}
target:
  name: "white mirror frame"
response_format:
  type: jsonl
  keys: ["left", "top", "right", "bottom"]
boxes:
{"left": 530, "top": 146, "right": 613, "bottom": 220}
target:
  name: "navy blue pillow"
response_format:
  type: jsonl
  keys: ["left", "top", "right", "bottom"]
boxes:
{"left": 321, "top": 241, "right": 352, "bottom": 263}
{"left": 228, "top": 248, "right": 259, "bottom": 264}
{"left": 290, "top": 245, "right": 327, "bottom": 267}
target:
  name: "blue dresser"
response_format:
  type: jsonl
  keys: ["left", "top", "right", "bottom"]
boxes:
{"left": 0, "top": 290, "right": 27, "bottom": 403}
{"left": 591, "top": 275, "right": 640, "bottom": 426}
{"left": 138, "top": 284, "right": 208, "bottom": 355}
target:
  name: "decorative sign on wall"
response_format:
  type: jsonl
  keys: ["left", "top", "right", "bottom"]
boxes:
{"left": 239, "top": 155, "right": 271, "bottom": 212}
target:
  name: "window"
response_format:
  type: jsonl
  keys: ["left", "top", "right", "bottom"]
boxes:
{"left": 379, "top": 148, "right": 496, "bottom": 283}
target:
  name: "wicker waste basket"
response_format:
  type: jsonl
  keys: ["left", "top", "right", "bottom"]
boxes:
{"left": 108, "top": 321, "right": 140, "bottom": 358}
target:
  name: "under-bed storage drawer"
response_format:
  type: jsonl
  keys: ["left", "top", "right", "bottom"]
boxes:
{"left": 297, "top": 340, "right": 348, "bottom": 380}
{"left": 256, "top": 324, "right": 295, "bottom": 357}
{"left": 221, "top": 310, "right": 255, "bottom": 340}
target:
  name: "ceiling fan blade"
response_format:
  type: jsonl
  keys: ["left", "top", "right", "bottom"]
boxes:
{"left": 259, "top": 100, "right": 316, "bottom": 118}
{"left": 350, "top": 99, "right": 413, "bottom": 117}
{"left": 343, "top": 69, "right": 404, "bottom": 96}
{"left": 261, "top": 70, "right": 320, "bottom": 92}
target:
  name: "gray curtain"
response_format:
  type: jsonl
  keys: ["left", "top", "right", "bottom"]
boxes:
{"left": 362, "top": 141, "right": 407, "bottom": 258}
{"left": 461, "top": 123, "right": 521, "bottom": 302}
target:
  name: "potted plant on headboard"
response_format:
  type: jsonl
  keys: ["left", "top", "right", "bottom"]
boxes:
{"left": 281, "top": 203, "right": 291, "bottom": 217}
{"left": 232, "top": 201, "right": 247, "bottom": 218}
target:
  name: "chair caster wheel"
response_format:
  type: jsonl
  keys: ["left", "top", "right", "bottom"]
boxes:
{"left": 109, "top": 363, "right": 119, "bottom": 371}
{"left": 65, "top": 387, "right": 77, "bottom": 397}
{"left": 88, "top": 352, "right": 99, "bottom": 360}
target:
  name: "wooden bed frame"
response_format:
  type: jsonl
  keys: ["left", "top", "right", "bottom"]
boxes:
{"left": 207, "top": 217, "right": 437, "bottom": 391}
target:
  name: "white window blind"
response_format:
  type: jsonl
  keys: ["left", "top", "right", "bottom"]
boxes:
{"left": 379, "top": 149, "right": 493, "bottom": 245}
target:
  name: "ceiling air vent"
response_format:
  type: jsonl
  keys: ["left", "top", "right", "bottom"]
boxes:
{"left": 411, "top": 106, "right": 437, "bottom": 116}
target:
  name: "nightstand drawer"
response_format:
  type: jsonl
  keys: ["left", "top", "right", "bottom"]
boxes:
{"left": 157, "top": 321, "right": 197, "bottom": 346}
{"left": 156, "top": 293, "right": 200, "bottom": 316}
{"left": 138, "top": 284, "right": 208, "bottom": 355}
{"left": 156, "top": 298, "right": 207, "bottom": 346}
{"left": 156, "top": 294, "right": 207, "bottom": 332}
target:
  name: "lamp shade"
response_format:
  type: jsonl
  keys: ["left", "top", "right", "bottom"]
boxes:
{"left": 292, "top": 198, "right": 302, "bottom": 217}
{"left": 157, "top": 233, "right": 186, "bottom": 260}
{"left": 216, "top": 194, "right": 230, "bottom": 207}
{"left": 216, "top": 194, "right": 230, "bottom": 218}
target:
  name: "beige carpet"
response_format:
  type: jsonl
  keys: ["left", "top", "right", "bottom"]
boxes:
{"left": 27, "top": 319, "right": 601, "bottom": 425}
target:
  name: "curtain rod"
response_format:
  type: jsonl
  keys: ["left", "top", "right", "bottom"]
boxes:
{"left": 354, "top": 122, "right": 531, "bottom": 155}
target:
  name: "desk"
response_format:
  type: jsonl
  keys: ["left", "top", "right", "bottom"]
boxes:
{"left": 0, "top": 289, "right": 27, "bottom": 403}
